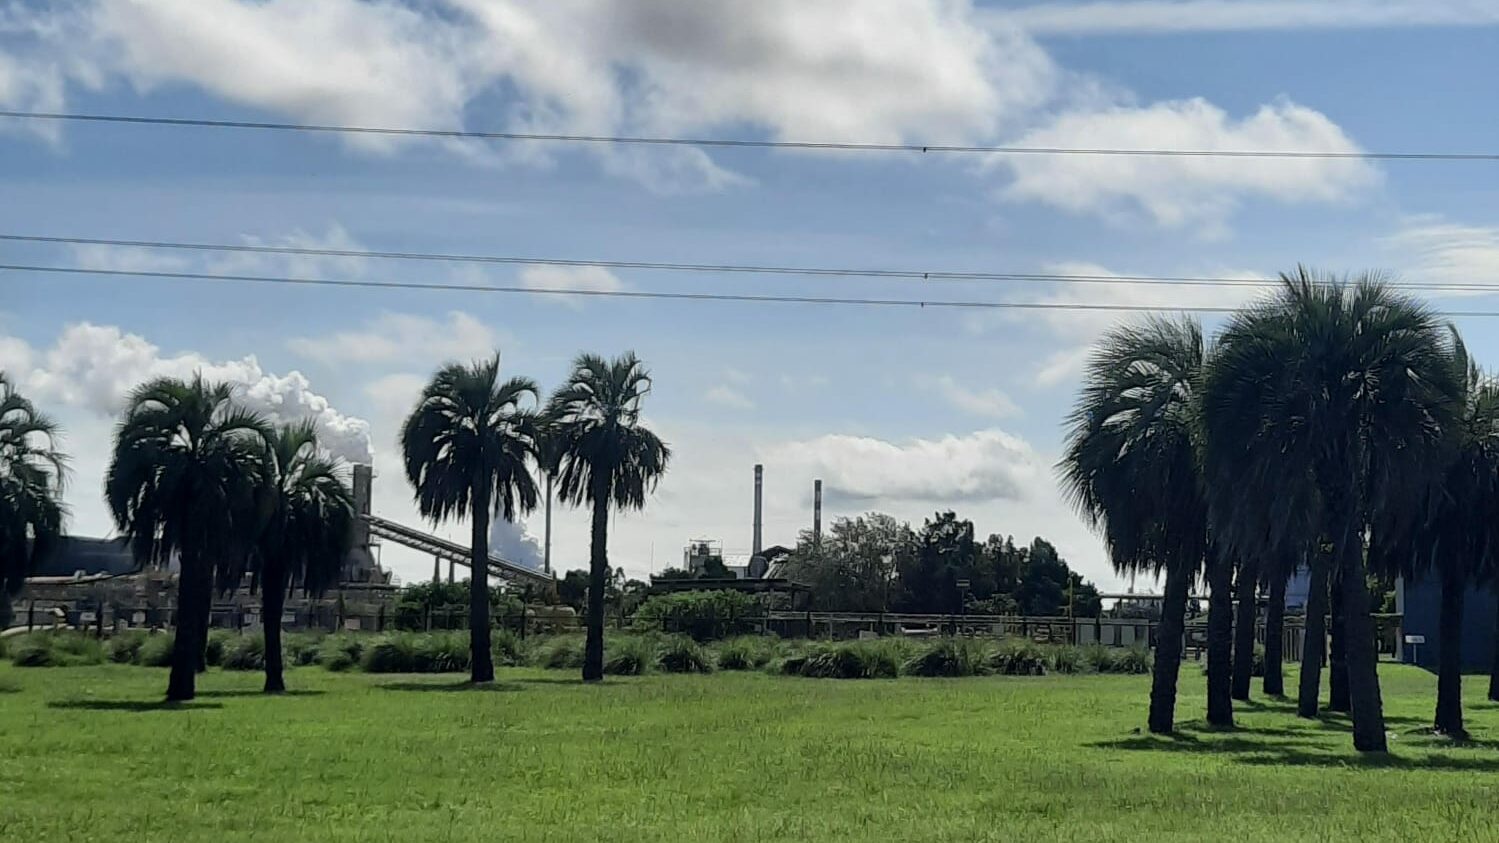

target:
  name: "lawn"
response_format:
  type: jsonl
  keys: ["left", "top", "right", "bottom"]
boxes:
{"left": 2, "top": 661, "right": 1497, "bottom": 841}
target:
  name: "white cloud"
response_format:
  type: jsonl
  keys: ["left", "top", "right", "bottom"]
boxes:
{"left": 3, "top": 0, "right": 1058, "bottom": 191}
{"left": 998, "top": 98, "right": 1379, "bottom": 231}
{"left": 704, "top": 384, "right": 755, "bottom": 411}
{"left": 926, "top": 374, "right": 1021, "bottom": 419}
{"left": 967, "top": 261, "right": 1268, "bottom": 386}
{"left": 363, "top": 373, "right": 428, "bottom": 421}
{"left": 518, "top": 265, "right": 625, "bottom": 307}
{"left": 4, "top": 323, "right": 373, "bottom": 463}
{"left": 765, "top": 428, "right": 1040, "bottom": 503}
{"left": 287, "top": 311, "right": 501, "bottom": 366}
{"left": 1035, "top": 347, "right": 1093, "bottom": 387}
{"left": 1385, "top": 217, "right": 1499, "bottom": 294}
{"left": 994, "top": 1, "right": 1499, "bottom": 35}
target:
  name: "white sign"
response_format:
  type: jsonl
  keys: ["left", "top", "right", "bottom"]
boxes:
{"left": 281, "top": 613, "right": 297, "bottom": 625}
{"left": 343, "top": 619, "right": 361, "bottom": 631}
{"left": 79, "top": 611, "right": 96, "bottom": 624}
{"left": 1404, "top": 634, "right": 1426, "bottom": 645}
{"left": 131, "top": 611, "right": 146, "bottom": 625}
{"left": 956, "top": 579, "right": 971, "bottom": 589}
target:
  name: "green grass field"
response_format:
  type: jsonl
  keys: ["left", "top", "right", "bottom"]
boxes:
{"left": 2, "top": 661, "right": 1497, "bottom": 841}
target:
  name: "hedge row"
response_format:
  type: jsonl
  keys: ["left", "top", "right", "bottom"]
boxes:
{"left": 6, "top": 630, "right": 1150, "bottom": 680}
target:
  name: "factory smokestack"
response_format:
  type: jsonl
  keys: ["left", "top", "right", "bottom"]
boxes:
{"left": 813, "top": 478, "right": 823, "bottom": 547}
{"left": 752, "top": 464, "right": 764, "bottom": 556}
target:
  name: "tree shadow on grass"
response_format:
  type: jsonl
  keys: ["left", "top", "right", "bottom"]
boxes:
{"left": 1235, "top": 748, "right": 1499, "bottom": 771}
{"left": 377, "top": 680, "right": 523, "bottom": 693}
{"left": 195, "top": 689, "right": 326, "bottom": 698}
{"left": 47, "top": 699, "right": 224, "bottom": 712}
{"left": 509, "top": 676, "right": 588, "bottom": 686}
{"left": 1091, "top": 735, "right": 1316, "bottom": 755}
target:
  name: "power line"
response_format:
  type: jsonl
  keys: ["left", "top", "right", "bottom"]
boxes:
{"left": 9, "top": 262, "right": 1499, "bottom": 318}
{"left": 6, "top": 232, "right": 1499, "bottom": 294}
{"left": 0, "top": 262, "right": 1237, "bottom": 312}
{"left": 2, "top": 109, "right": 1496, "bottom": 162}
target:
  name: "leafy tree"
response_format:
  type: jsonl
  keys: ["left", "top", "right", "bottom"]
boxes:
{"left": 0, "top": 373, "right": 66, "bottom": 630}
{"left": 897, "top": 511, "right": 982, "bottom": 614}
{"left": 1379, "top": 335, "right": 1499, "bottom": 737}
{"left": 546, "top": 352, "right": 670, "bottom": 681}
{"left": 781, "top": 514, "right": 913, "bottom": 612}
{"left": 632, "top": 590, "right": 762, "bottom": 640}
{"left": 249, "top": 421, "right": 355, "bottom": 693}
{"left": 106, "top": 375, "right": 271, "bottom": 701}
{"left": 1202, "top": 270, "right": 1461, "bottom": 752}
{"left": 557, "top": 569, "right": 590, "bottom": 611}
{"left": 401, "top": 353, "right": 541, "bottom": 683}
{"left": 1060, "top": 316, "right": 1213, "bottom": 734}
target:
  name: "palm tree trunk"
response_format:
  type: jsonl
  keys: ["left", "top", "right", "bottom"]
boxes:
{"left": 543, "top": 474, "right": 553, "bottom": 575}
{"left": 1297, "top": 552, "right": 1330, "bottom": 718}
{"left": 1337, "top": 537, "right": 1387, "bottom": 752}
{"left": 1263, "top": 569, "right": 1287, "bottom": 697}
{"left": 1434, "top": 567, "right": 1467, "bottom": 737}
{"left": 262, "top": 561, "right": 287, "bottom": 694}
{"left": 583, "top": 476, "right": 609, "bottom": 682}
{"left": 1206, "top": 553, "right": 1234, "bottom": 728}
{"left": 1328, "top": 578, "right": 1350, "bottom": 712}
{"left": 167, "top": 555, "right": 206, "bottom": 701}
{"left": 1148, "top": 563, "right": 1190, "bottom": 734}
{"left": 469, "top": 483, "right": 495, "bottom": 684}
{"left": 1231, "top": 557, "right": 1260, "bottom": 701}
{"left": 1489, "top": 589, "right": 1499, "bottom": 702}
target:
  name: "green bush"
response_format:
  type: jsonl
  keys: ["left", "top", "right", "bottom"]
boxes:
{"left": 530, "top": 635, "right": 587, "bottom": 670}
{"left": 1113, "top": 646, "right": 1152, "bottom": 675}
{"left": 106, "top": 632, "right": 146, "bottom": 664}
{"left": 221, "top": 635, "right": 266, "bottom": 671}
{"left": 204, "top": 630, "right": 235, "bottom": 667}
{"left": 990, "top": 640, "right": 1049, "bottom": 676}
{"left": 657, "top": 636, "right": 713, "bottom": 673}
{"left": 605, "top": 635, "right": 659, "bottom": 675}
{"left": 492, "top": 629, "right": 524, "bottom": 667}
{"left": 316, "top": 634, "right": 365, "bottom": 671}
{"left": 137, "top": 633, "right": 175, "bottom": 667}
{"left": 904, "top": 638, "right": 994, "bottom": 677}
{"left": 1049, "top": 645, "right": 1084, "bottom": 675}
{"left": 715, "top": 636, "right": 779, "bottom": 671}
{"left": 279, "top": 633, "right": 320, "bottom": 667}
{"left": 11, "top": 640, "right": 54, "bottom": 667}
{"left": 632, "top": 591, "right": 763, "bottom": 641}
{"left": 359, "top": 633, "right": 471, "bottom": 674}
{"left": 797, "top": 640, "right": 905, "bottom": 679}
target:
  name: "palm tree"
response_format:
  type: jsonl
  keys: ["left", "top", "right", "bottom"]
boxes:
{"left": 1381, "top": 334, "right": 1499, "bottom": 737}
{"left": 106, "top": 375, "right": 271, "bottom": 701}
{"left": 1201, "top": 269, "right": 1460, "bottom": 752}
{"left": 253, "top": 421, "right": 356, "bottom": 693}
{"left": 401, "top": 353, "right": 540, "bottom": 684}
{"left": 1260, "top": 554, "right": 1298, "bottom": 698}
{"left": 546, "top": 352, "right": 670, "bottom": 682}
{"left": 0, "top": 374, "right": 66, "bottom": 629}
{"left": 1060, "top": 317, "right": 1211, "bottom": 734}
{"left": 1230, "top": 555, "right": 1260, "bottom": 701}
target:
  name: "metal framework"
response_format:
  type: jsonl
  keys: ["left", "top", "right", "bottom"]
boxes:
{"left": 362, "top": 514, "right": 554, "bottom": 588}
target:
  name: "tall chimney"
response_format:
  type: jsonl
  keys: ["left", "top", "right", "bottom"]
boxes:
{"left": 752, "top": 464, "right": 764, "bottom": 556}
{"left": 813, "top": 478, "right": 823, "bottom": 548}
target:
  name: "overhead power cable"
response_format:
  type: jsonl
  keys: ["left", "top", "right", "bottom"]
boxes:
{"left": 2, "top": 110, "right": 1496, "bottom": 162}
{"left": 5, "top": 233, "right": 1499, "bottom": 294}
{"left": 9, "top": 263, "right": 1499, "bottom": 318}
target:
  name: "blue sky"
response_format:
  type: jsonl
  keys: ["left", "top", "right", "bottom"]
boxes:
{"left": 3, "top": 1, "right": 1499, "bottom": 588}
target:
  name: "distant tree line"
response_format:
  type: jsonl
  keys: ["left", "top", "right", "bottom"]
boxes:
{"left": 778, "top": 511, "right": 1102, "bottom": 617}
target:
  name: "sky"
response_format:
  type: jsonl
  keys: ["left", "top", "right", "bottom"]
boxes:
{"left": 2, "top": 1, "right": 1498, "bottom": 590}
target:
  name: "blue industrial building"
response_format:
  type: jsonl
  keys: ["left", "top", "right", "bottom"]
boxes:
{"left": 1396, "top": 574, "right": 1497, "bottom": 671}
